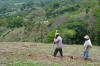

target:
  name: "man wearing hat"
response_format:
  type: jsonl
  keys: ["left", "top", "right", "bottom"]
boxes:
{"left": 53, "top": 33, "right": 63, "bottom": 57}
{"left": 83, "top": 35, "right": 92, "bottom": 60}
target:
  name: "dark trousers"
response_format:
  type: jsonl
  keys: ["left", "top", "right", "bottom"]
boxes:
{"left": 53, "top": 48, "right": 63, "bottom": 56}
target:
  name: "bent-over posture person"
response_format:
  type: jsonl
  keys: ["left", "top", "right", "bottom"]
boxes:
{"left": 83, "top": 35, "right": 92, "bottom": 60}
{"left": 53, "top": 33, "right": 63, "bottom": 57}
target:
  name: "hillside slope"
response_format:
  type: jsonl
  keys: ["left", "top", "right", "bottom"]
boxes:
{"left": 0, "top": 0, "right": 100, "bottom": 45}
{"left": 0, "top": 42, "right": 100, "bottom": 66}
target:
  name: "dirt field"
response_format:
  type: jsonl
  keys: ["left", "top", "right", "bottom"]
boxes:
{"left": 0, "top": 42, "right": 100, "bottom": 66}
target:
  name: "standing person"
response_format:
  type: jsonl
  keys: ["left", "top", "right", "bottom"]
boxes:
{"left": 83, "top": 35, "right": 92, "bottom": 60}
{"left": 53, "top": 33, "right": 63, "bottom": 57}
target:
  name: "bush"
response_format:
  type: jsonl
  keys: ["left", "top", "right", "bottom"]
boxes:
{"left": 7, "top": 17, "right": 24, "bottom": 28}
{"left": 45, "top": 30, "right": 56, "bottom": 43}
{"left": 63, "top": 18, "right": 89, "bottom": 44}
{"left": 93, "top": 8, "right": 100, "bottom": 45}
{"left": 0, "top": 18, "right": 8, "bottom": 27}
{"left": 60, "top": 28, "right": 76, "bottom": 44}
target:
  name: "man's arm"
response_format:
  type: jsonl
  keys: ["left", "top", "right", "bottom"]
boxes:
{"left": 54, "top": 38, "right": 57, "bottom": 44}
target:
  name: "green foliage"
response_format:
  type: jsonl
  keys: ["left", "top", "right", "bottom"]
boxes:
{"left": 0, "top": 18, "right": 8, "bottom": 27}
{"left": 45, "top": 30, "right": 56, "bottom": 43}
{"left": 0, "top": 0, "right": 99, "bottom": 45}
{"left": 45, "top": 0, "right": 81, "bottom": 18}
{"left": 14, "top": 10, "right": 32, "bottom": 17}
{"left": 60, "top": 28, "right": 76, "bottom": 44}
{"left": 80, "top": 0, "right": 98, "bottom": 8}
{"left": 45, "top": 27, "right": 76, "bottom": 44}
{"left": 7, "top": 17, "right": 24, "bottom": 28}
{"left": 63, "top": 18, "right": 89, "bottom": 44}
{"left": 0, "top": 7, "right": 8, "bottom": 14}
{"left": 93, "top": 8, "right": 100, "bottom": 45}
{"left": 93, "top": 8, "right": 100, "bottom": 23}
{"left": 24, "top": 21, "right": 35, "bottom": 32}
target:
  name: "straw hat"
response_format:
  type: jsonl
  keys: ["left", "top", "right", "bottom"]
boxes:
{"left": 56, "top": 33, "right": 60, "bottom": 36}
{"left": 84, "top": 35, "right": 89, "bottom": 39}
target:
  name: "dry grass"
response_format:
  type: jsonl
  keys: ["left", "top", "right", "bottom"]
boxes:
{"left": 0, "top": 42, "right": 100, "bottom": 66}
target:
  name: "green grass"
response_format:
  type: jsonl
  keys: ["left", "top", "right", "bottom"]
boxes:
{"left": 9, "top": 61, "right": 37, "bottom": 66}
{"left": 6, "top": 60, "right": 60, "bottom": 66}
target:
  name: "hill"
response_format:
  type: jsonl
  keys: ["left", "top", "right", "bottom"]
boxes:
{"left": 0, "top": 0, "right": 100, "bottom": 45}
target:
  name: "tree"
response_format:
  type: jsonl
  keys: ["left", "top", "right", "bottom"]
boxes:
{"left": 60, "top": 28, "right": 76, "bottom": 44}
{"left": 80, "top": 0, "right": 98, "bottom": 8}
{"left": 7, "top": 17, "right": 24, "bottom": 28}
{"left": 93, "top": 8, "right": 100, "bottom": 45}
{"left": 45, "top": 30, "right": 56, "bottom": 43}
{"left": 64, "top": 18, "right": 89, "bottom": 44}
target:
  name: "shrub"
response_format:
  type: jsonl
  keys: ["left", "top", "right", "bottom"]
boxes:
{"left": 7, "top": 17, "right": 24, "bottom": 28}
{"left": 45, "top": 30, "right": 56, "bottom": 43}
{"left": 93, "top": 8, "right": 100, "bottom": 45}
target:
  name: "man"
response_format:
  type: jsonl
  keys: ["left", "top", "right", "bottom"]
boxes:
{"left": 53, "top": 33, "right": 63, "bottom": 57}
{"left": 83, "top": 35, "right": 92, "bottom": 60}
